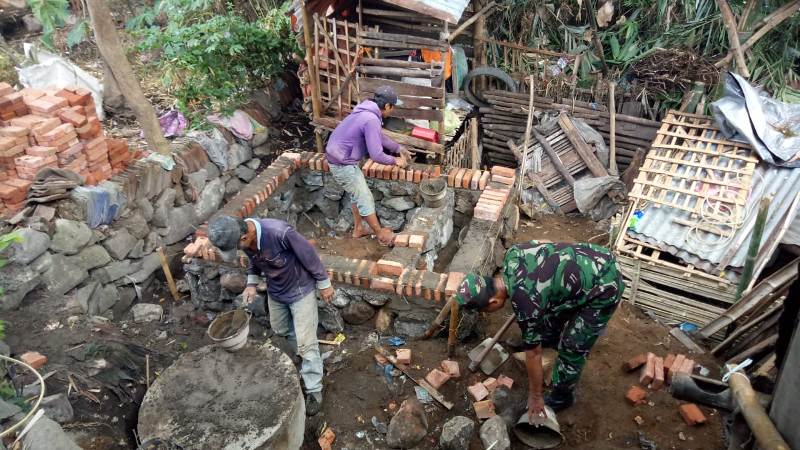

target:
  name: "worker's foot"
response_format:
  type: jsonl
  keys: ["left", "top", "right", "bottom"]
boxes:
{"left": 352, "top": 224, "right": 372, "bottom": 239}
{"left": 545, "top": 387, "right": 575, "bottom": 412}
{"left": 306, "top": 392, "right": 323, "bottom": 416}
{"left": 377, "top": 228, "right": 395, "bottom": 247}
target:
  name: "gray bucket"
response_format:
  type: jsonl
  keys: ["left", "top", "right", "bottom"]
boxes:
{"left": 513, "top": 407, "right": 564, "bottom": 449}
{"left": 419, "top": 177, "right": 447, "bottom": 208}
{"left": 207, "top": 310, "right": 251, "bottom": 352}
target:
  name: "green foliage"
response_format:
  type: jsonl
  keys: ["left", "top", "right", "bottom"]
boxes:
{"left": 0, "top": 320, "right": 5, "bottom": 341}
{"left": 27, "top": 0, "right": 90, "bottom": 49}
{"left": 129, "top": 1, "right": 299, "bottom": 123}
{"left": 27, "top": 0, "right": 70, "bottom": 48}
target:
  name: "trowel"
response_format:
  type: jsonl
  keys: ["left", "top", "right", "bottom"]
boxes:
{"left": 468, "top": 315, "right": 515, "bottom": 375}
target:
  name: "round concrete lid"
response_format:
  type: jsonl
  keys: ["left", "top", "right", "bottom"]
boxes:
{"left": 138, "top": 344, "right": 304, "bottom": 449}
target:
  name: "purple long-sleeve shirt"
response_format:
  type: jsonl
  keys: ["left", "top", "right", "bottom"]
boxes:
{"left": 244, "top": 219, "right": 330, "bottom": 304}
{"left": 325, "top": 100, "right": 400, "bottom": 166}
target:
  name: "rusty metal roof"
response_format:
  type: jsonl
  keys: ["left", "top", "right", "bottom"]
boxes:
{"left": 382, "top": 0, "right": 470, "bottom": 23}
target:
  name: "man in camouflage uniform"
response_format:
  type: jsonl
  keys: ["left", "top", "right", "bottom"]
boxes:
{"left": 455, "top": 241, "right": 623, "bottom": 420}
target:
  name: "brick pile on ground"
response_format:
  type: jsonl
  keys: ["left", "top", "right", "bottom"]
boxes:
{"left": 0, "top": 82, "right": 134, "bottom": 215}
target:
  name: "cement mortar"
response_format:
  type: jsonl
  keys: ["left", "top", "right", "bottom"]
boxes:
{"left": 138, "top": 344, "right": 304, "bottom": 450}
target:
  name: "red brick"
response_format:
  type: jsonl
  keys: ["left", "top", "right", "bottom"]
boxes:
{"left": 678, "top": 358, "right": 695, "bottom": 376}
{"left": 623, "top": 353, "right": 648, "bottom": 372}
{"left": 440, "top": 360, "right": 460, "bottom": 378}
{"left": 376, "top": 259, "right": 404, "bottom": 277}
{"left": 408, "top": 234, "right": 426, "bottom": 249}
{"left": 454, "top": 168, "right": 466, "bottom": 188}
{"left": 447, "top": 169, "right": 457, "bottom": 187}
{"left": 434, "top": 273, "right": 448, "bottom": 301}
{"left": 413, "top": 170, "right": 422, "bottom": 183}
{"left": 497, "top": 374, "right": 514, "bottom": 389}
{"left": 651, "top": 357, "right": 665, "bottom": 390}
{"left": 468, "top": 382, "right": 490, "bottom": 401}
{"left": 370, "top": 276, "right": 396, "bottom": 293}
{"left": 669, "top": 354, "right": 686, "bottom": 381}
{"left": 445, "top": 272, "right": 465, "bottom": 296}
{"left": 0, "top": 82, "right": 13, "bottom": 96}
{"left": 639, "top": 352, "right": 656, "bottom": 386}
{"left": 425, "top": 368, "right": 451, "bottom": 389}
{"left": 58, "top": 109, "right": 87, "bottom": 127}
{"left": 0, "top": 136, "right": 15, "bottom": 151}
{"left": 473, "top": 400, "right": 496, "bottom": 420}
{"left": 26, "top": 146, "right": 57, "bottom": 158}
{"left": 492, "top": 174, "right": 515, "bottom": 186}
{"left": 663, "top": 354, "right": 676, "bottom": 374}
{"left": 394, "top": 233, "right": 409, "bottom": 247}
{"left": 396, "top": 348, "right": 411, "bottom": 365}
{"left": 362, "top": 159, "right": 373, "bottom": 176}
{"left": 459, "top": 169, "right": 472, "bottom": 188}
{"left": 679, "top": 403, "right": 707, "bottom": 426}
{"left": 483, "top": 377, "right": 498, "bottom": 392}
{"left": 625, "top": 385, "right": 648, "bottom": 406}
{"left": 391, "top": 165, "right": 400, "bottom": 180}
{"left": 405, "top": 168, "right": 414, "bottom": 181}
{"left": 19, "top": 351, "right": 47, "bottom": 369}
{"left": 491, "top": 166, "right": 516, "bottom": 178}
{"left": 0, "top": 126, "right": 28, "bottom": 138}
{"left": 382, "top": 164, "right": 392, "bottom": 180}
{"left": 470, "top": 169, "right": 481, "bottom": 190}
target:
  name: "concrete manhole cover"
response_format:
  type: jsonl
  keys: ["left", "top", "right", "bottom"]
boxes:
{"left": 138, "top": 344, "right": 304, "bottom": 449}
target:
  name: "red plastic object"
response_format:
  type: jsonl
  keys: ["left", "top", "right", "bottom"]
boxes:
{"left": 411, "top": 126, "right": 440, "bottom": 143}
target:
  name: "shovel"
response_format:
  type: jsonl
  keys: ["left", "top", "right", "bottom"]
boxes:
{"left": 468, "top": 315, "right": 515, "bottom": 375}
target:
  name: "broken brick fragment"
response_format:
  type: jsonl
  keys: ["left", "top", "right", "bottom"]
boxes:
{"left": 625, "top": 385, "right": 648, "bottom": 406}
{"left": 468, "top": 382, "right": 490, "bottom": 402}
{"left": 679, "top": 403, "right": 707, "bottom": 426}
{"left": 483, "top": 377, "right": 498, "bottom": 392}
{"left": 20, "top": 351, "right": 47, "bottom": 369}
{"left": 496, "top": 374, "right": 514, "bottom": 389}
{"left": 440, "top": 360, "right": 460, "bottom": 378}
{"left": 396, "top": 349, "right": 411, "bottom": 365}
{"left": 473, "top": 400, "right": 496, "bottom": 420}
{"left": 425, "top": 368, "right": 451, "bottom": 389}
{"left": 623, "top": 353, "right": 648, "bottom": 372}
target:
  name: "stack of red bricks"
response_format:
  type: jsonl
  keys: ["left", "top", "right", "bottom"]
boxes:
{"left": 447, "top": 168, "right": 490, "bottom": 190}
{"left": 623, "top": 352, "right": 707, "bottom": 426}
{"left": 0, "top": 83, "right": 134, "bottom": 215}
{"left": 474, "top": 185, "right": 511, "bottom": 222}
{"left": 361, "top": 159, "right": 441, "bottom": 183}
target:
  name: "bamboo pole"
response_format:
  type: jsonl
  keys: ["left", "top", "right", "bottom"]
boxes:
{"left": 608, "top": 81, "right": 617, "bottom": 175}
{"left": 715, "top": 0, "right": 800, "bottom": 68}
{"left": 301, "top": 0, "right": 324, "bottom": 152}
{"left": 158, "top": 247, "right": 182, "bottom": 303}
{"left": 714, "top": 0, "right": 751, "bottom": 77}
{"left": 470, "top": 117, "right": 480, "bottom": 169}
{"left": 448, "top": 300, "right": 459, "bottom": 357}
{"left": 736, "top": 198, "right": 770, "bottom": 300}
{"left": 728, "top": 372, "right": 791, "bottom": 450}
{"left": 585, "top": 0, "right": 609, "bottom": 76}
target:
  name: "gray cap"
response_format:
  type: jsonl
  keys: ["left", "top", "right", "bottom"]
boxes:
{"left": 208, "top": 216, "right": 243, "bottom": 262}
{"left": 375, "top": 85, "right": 402, "bottom": 106}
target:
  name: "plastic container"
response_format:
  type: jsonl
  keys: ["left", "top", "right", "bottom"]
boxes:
{"left": 411, "top": 126, "right": 440, "bottom": 143}
{"left": 207, "top": 309, "right": 251, "bottom": 352}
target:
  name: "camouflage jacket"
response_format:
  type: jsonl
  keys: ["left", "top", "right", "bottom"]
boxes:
{"left": 501, "top": 241, "right": 623, "bottom": 348}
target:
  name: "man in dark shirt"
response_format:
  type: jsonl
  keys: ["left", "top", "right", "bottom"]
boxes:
{"left": 454, "top": 241, "right": 624, "bottom": 422}
{"left": 208, "top": 215, "right": 333, "bottom": 416}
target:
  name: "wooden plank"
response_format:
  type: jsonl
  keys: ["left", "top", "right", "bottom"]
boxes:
{"left": 360, "top": 57, "right": 441, "bottom": 69}
{"left": 390, "top": 107, "right": 444, "bottom": 121}
{"left": 357, "top": 65, "right": 440, "bottom": 78}
{"left": 558, "top": 113, "right": 609, "bottom": 177}
{"left": 355, "top": 92, "right": 442, "bottom": 109}
{"left": 358, "top": 76, "right": 442, "bottom": 98}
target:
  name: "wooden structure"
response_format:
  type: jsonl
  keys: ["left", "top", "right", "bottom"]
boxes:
{"left": 614, "top": 110, "right": 765, "bottom": 327}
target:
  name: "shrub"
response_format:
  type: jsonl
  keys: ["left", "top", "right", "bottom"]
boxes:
{"left": 130, "top": 1, "right": 299, "bottom": 123}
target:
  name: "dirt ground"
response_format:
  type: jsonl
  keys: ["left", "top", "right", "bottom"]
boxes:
{"left": 3, "top": 214, "right": 726, "bottom": 449}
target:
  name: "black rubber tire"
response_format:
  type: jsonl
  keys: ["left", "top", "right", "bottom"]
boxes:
{"left": 463, "top": 66, "right": 519, "bottom": 108}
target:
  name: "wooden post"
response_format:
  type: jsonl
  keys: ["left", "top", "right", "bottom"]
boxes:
{"left": 439, "top": 21, "right": 448, "bottom": 143}
{"left": 728, "top": 372, "right": 790, "bottom": 450}
{"left": 608, "top": 80, "right": 617, "bottom": 175}
{"left": 714, "top": 0, "right": 750, "bottom": 77}
{"left": 736, "top": 197, "right": 770, "bottom": 301}
{"left": 448, "top": 300, "right": 459, "bottom": 357}
{"left": 300, "top": 0, "right": 325, "bottom": 152}
{"left": 157, "top": 247, "right": 182, "bottom": 303}
{"left": 85, "top": 0, "right": 171, "bottom": 155}
{"left": 473, "top": 0, "right": 488, "bottom": 91}
{"left": 470, "top": 117, "right": 480, "bottom": 169}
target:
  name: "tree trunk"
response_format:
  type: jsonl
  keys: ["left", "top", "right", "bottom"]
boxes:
{"left": 714, "top": 0, "right": 750, "bottom": 77}
{"left": 85, "top": 0, "right": 171, "bottom": 155}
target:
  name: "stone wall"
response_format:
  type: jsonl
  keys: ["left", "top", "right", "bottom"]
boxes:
{"left": 0, "top": 127, "right": 272, "bottom": 320}
{"left": 180, "top": 152, "right": 519, "bottom": 339}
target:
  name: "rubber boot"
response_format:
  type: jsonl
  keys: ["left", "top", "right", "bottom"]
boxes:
{"left": 545, "top": 387, "right": 575, "bottom": 412}
{"left": 306, "top": 391, "right": 323, "bottom": 416}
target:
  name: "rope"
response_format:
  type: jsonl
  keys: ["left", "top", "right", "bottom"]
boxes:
{"left": 0, "top": 354, "right": 47, "bottom": 438}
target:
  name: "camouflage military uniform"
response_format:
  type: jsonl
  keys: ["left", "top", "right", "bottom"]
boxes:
{"left": 502, "top": 241, "right": 624, "bottom": 391}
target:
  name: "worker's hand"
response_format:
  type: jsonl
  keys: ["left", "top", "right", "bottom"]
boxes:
{"left": 395, "top": 155, "right": 408, "bottom": 168}
{"left": 527, "top": 394, "right": 546, "bottom": 425}
{"left": 400, "top": 147, "right": 413, "bottom": 161}
{"left": 242, "top": 286, "right": 258, "bottom": 306}
{"left": 319, "top": 286, "right": 334, "bottom": 303}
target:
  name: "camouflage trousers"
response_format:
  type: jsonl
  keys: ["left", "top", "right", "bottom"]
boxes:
{"left": 539, "top": 292, "right": 622, "bottom": 392}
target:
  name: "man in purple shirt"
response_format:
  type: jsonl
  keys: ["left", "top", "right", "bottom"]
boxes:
{"left": 326, "top": 86, "right": 411, "bottom": 246}
{"left": 208, "top": 215, "right": 334, "bottom": 416}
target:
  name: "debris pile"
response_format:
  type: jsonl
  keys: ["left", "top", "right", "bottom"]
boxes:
{"left": 0, "top": 82, "right": 134, "bottom": 214}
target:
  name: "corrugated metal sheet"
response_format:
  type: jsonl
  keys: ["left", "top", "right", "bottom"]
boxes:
{"left": 383, "top": 0, "right": 470, "bottom": 23}
{"left": 626, "top": 164, "right": 800, "bottom": 281}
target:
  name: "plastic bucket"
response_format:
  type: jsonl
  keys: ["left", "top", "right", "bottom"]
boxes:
{"left": 420, "top": 177, "right": 447, "bottom": 208}
{"left": 513, "top": 407, "right": 565, "bottom": 449}
{"left": 207, "top": 310, "right": 251, "bottom": 352}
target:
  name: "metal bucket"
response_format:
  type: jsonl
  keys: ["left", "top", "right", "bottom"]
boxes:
{"left": 207, "top": 310, "right": 251, "bottom": 352}
{"left": 419, "top": 177, "right": 447, "bottom": 208}
{"left": 513, "top": 407, "right": 565, "bottom": 449}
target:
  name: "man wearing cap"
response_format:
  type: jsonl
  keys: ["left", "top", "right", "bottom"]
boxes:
{"left": 208, "top": 215, "right": 334, "bottom": 416}
{"left": 326, "top": 85, "right": 412, "bottom": 246}
{"left": 454, "top": 241, "right": 624, "bottom": 421}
